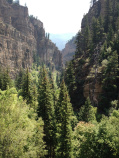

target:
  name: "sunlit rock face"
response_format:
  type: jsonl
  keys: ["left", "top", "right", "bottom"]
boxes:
{"left": 0, "top": 0, "right": 62, "bottom": 77}
{"left": 61, "top": 36, "right": 76, "bottom": 65}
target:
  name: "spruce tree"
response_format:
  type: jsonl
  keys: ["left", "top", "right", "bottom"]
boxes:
{"left": 55, "top": 80, "right": 73, "bottom": 158}
{"left": 65, "top": 61, "right": 77, "bottom": 108}
{"left": 2, "top": 68, "right": 12, "bottom": 90}
{"left": 31, "top": 84, "right": 38, "bottom": 111}
{"left": 21, "top": 68, "right": 33, "bottom": 105}
{"left": 79, "top": 97, "right": 97, "bottom": 122}
{"left": 0, "top": 67, "right": 3, "bottom": 90}
{"left": 15, "top": 68, "right": 25, "bottom": 90}
{"left": 99, "top": 51, "right": 118, "bottom": 114}
{"left": 38, "top": 66, "right": 55, "bottom": 158}
{"left": 92, "top": 17, "right": 101, "bottom": 44}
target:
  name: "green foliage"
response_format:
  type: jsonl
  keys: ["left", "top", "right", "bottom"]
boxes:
{"left": 33, "top": 52, "right": 41, "bottom": 68}
{"left": 0, "top": 68, "right": 12, "bottom": 90}
{"left": 79, "top": 97, "right": 97, "bottom": 122}
{"left": 65, "top": 61, "right": 77, "bottom": 108}
{"left": 65, "top": 0, "right": 119, "bottom": 115}
{"left": 2, "top": 1, "right": 119, "bottom": 157}
{"left": 15, "top": 68, "right": 25, "bottom": 90}
{"left": 92, "top": 17, "right": 101, "bottom": 44}
{"left": 99, "top": 50, "right": 118, "bottom": 114}
{"left": 21, "top": 68, "right": 35, "bottom": 106}
{"left": 55, "top": 80, "right": 73, "bottom": 158}
{"left": 38, "top": 66, "right": 55, "bottom": 157}
{"left": 0, "top": 88, "right": 46, "bottom": 158}
{"left": 73, "top": 110, "right": 119, "bottom": 158}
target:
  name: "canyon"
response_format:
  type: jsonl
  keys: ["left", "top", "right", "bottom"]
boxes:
{"left": 0, "top": 0, "right": 62, "bottom": 77}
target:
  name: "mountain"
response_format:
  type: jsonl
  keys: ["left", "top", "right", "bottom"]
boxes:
{"left": 61, "top": 35, "right": 76, "bottom": 65}
{"left": 1, "top": 1, "right": 119, "bottom": 157}
{"left": 50, "top": 33, "right": 76, "bottom": 50}
{"left": 65, "top": 0, "right": 119, "bottom": 114}
{"left": 0, "top": 0, "right": 63, "bottom": 77}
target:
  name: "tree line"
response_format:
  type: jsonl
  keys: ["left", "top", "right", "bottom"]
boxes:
{"left": 0, "top": 64, "right": 119, "bottom": 157}
{"left": 1, "top": 0, "right": 119, "bottom": 157}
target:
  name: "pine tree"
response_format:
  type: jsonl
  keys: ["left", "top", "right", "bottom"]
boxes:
{"left": 15, "top": 68, "right": 25, "bottom": 90}
{"left": 0, "top": 67, "right": 3, "bottom": 90}
{"left": 65, "top": 61, "right": 77, "bottom": 108}
{"left": 107, "top": 24, "right": 114, "bottom": 43}
{"left": 92, "top": 17, "right": 101, "bottom": 44}
{"left": 55, "top": 80, "right": 73, "bottom": 158}
{"left": 31, "top": 84, "right": 38, "bottom": 111}
{"left": 79, "top": 97, "right": 97, "bottom": 122}
{"left": 75, "top": 31, "right": 83, "bottom": 57}
{"left": 104, "top": 0, "right": 112, "bottom": 32}
{"left": 56, "top": 73, "right": 60, "bottom": 87}
{"left": 38, "top": 66, "right": 55, "bottom": 158}
{"left": 2, "top": 68, "right": 12, "bottom": 90}
{"left": 21, "top": 68, "right": 33, "bottom": 105}
{"left": 82, "top": 25, "right": 92, "bottom": 53}
{"left": 99, "top": 51, "right": 118, "bottom": 114}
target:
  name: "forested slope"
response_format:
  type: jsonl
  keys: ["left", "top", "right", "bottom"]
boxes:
{"left": 1, "top": 0, "right": 119, "bottom": 158}
{"left": 65, "top": 0, "right": 119, "bottom": 115}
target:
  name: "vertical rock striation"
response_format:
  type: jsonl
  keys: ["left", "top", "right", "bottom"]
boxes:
{"left": 0, "top": 0, "right": 62, "bottom": 76}
{"left": 61, "top": 36, "right": 76, "bottom": 65}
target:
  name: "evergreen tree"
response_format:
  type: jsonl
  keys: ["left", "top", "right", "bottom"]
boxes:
{"left": 65, "top": 61, "right": 77, "bottom": 108}
{"left": 92, "top": 17, "right": 101, "bottom": 44}
{"left": 79, "top": 97, "right": 97, "bottom": 122}
{"left": 99, "top": 50, "right": 118, "bottom": 114}
{"left": 56, "top": 73, "right": 60, "bottom": 87}
{"left": 75, "top": 31, "right": 83, "bottom": 57}
{"left": 15, "top": 68, "right": 25, "bottom": 90}
{"left": 107, "top": 24, "right": 114, "bottom": 43}
{"left": 82, "top": 25, "right": 92, "bottom": 53}
{"left": 2, "top": 68, "right": 12, "bottom": 90}
{"left": 113, "top": 32, "right": 119, "bottom": 98}
{"left": 0, "top": 67, "right": 3, "bottom": 90}
{"left": 38, "top": 66, "right": 55, "bottom": 158}
{"left": 49, "top": 72, "right": 57, "bottom": 108}
{"left": 55, "top": 80, "right": 73, "bottom": 158}
{"left": 21, "top": 68, "right": 33, "bottom": 105}
{"left": 104, "top": 0, "right": 112, "bottom": 32}
{"left": 31, "top": 84, "right": 38, "bottom": 111}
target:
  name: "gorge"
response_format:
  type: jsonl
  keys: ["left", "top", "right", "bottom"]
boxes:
{"left": 0, "top": 0, "right": 62, "bottom": 77}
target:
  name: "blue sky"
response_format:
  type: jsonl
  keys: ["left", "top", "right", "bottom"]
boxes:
{"left": 19, "top": 0, "right": 91, "bottom": 34}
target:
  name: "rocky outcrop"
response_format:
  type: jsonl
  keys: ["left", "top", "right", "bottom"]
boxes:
{"left": 81, "top": 0, "right": 105, "bottom": 29}
{"left": 61, "top": 36, "right": 76, "bottom": 65}
{"left": 80, "top": 0, "right": 106, "bottom": 103}
{"left": 0, "top": 0, "right": 62, "bottom": 77}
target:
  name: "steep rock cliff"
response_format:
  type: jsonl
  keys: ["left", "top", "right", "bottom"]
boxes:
{"left": 61, "top": 36, "right": 76, "bottom": 65}
{"left": 0, "top": 0, "right": 62, "bottom": 76}
{"left": 65, "top": 0, "right": 119, "bottom": 112}
{"left": 81, "top": 0, "right": 112, "bottom": 104}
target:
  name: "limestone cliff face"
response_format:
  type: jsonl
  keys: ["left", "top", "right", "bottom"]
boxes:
{"left": 0, "top": 0, "right": 62, "bottom": 76}
{"left": 61, "top": 36, "right": 76, "bottom": 65}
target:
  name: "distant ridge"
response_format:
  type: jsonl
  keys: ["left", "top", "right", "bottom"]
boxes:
{"left": 50, "top": 33, "right": 76, "bottom": 50}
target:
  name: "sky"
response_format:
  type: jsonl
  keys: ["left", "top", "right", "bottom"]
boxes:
{"left": 19, "top": 0, "right": 91, "bottom": 34}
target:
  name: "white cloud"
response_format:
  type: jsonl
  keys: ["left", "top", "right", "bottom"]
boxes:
{"left": 20, "top": 0, "right": 91, "bottom": 34}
